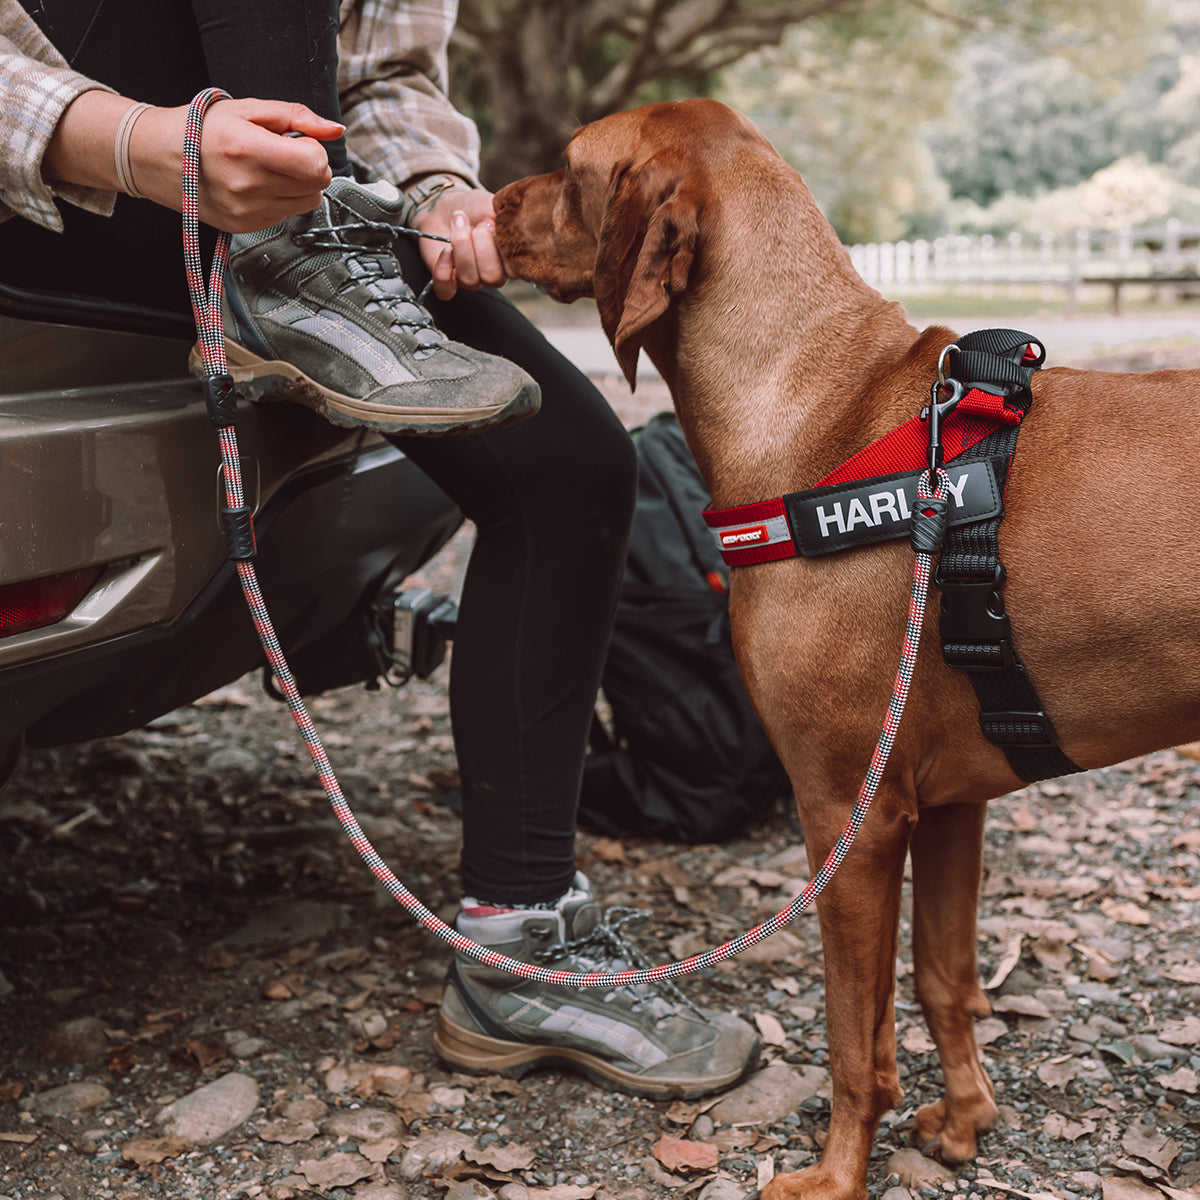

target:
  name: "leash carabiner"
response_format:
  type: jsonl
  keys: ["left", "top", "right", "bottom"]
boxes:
{"left": 922, "top": 375, "right": 965, "bottom": 478}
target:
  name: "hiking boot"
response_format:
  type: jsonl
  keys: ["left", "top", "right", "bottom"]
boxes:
{"left": 434, "top": 874, "right": 760, "bottom": 1099}
{"left": 188, "top": 175, "right": 540, "bottom": 435}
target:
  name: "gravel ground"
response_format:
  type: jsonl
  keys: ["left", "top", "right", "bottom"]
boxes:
{"left": 1, "top": 332, "right": 1198, "bottom": 1200}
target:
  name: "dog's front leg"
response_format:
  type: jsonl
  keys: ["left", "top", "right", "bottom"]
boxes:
{"left": 909, "top": 800, "right": 996, "bottom": 1162}
{"left": 762, "top": 788, "right": 914, "bottom": 1200}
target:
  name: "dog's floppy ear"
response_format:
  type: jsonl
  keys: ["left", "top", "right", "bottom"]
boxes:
{"left": 594, "top": 162, "right": 700, "bottom": 387}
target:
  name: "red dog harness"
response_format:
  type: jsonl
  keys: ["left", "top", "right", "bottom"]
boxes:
{"left": 704, "top": 379, "right": 1025, "bottom": 566}
{"left": 702, "top": 328, "right": 1081, "bottom": 785}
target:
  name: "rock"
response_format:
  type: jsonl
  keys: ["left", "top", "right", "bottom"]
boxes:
{"left": 87, "top": 740, "right": 151, "bottom": 775}
{"left": 696, "top": 1176, "right": 747, "bottom": 1200}
{"left": 1067, "top": 981, "right": 1124, "bottom": 1004}
{"left": 32, "top": 1082, "right": 110, "bottom": 1116}
{"left": 349, "top": 1011, "right": 390, "bottom": 1040}
{"left": 1129, "top": 1034, "right": 1190, "bottom": 1062}
{"left": 429, "top": 1085, "right": 467, "bottom": 1110}
{"left": 706, "top": 1063, "right": 830, "bottom": 1125}
{"left": 285, "top": 1097, "right": 329, "bottom": 1122}
{"left": 215, "top": 900, "right": 348, "bottom": 951}
{"left": 445, "top": 1183, "right": 496, "bottom": 1200}
{"left": 731, "top": 931, "right": 805, "bottom": 963}
{"left": 226, "top": 1034, "right": 268, "bottom": 1059}
{"left": 882, "top": 1189, "right": 917, "bottom": 1200}
{"left": 205, "top": 747, "right": 258, "bottom": 776}
{"left": 157, "top": 1072, "right": 260, "bottom": 1143}
{"left": 322, "top": 1108, "right": 404, "bottom": 1143}
{"left": 39, "top": 1016, "right": 108, "bottom": 1064}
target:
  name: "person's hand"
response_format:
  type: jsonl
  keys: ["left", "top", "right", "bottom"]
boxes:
{"left": 410, "top": 185, "right": 508, "bottom": 301}
{"left": 44, "top": 91, "right": 343, "bottom": 233}
{"left": 132, "top": 98, "right": 341, "bottom": 231}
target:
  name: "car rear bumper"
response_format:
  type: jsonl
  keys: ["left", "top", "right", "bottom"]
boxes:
{"left": 0, "top": 314, "right": 462, "bottom": 749}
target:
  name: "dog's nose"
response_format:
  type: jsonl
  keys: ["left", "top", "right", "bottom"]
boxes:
{"left": 493, "top": 183, "right": 520, "bottom": 214}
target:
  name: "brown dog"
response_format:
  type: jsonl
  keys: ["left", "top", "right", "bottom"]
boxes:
{"left": 493, "top": 98, "right": 1200, "bottom": 1198}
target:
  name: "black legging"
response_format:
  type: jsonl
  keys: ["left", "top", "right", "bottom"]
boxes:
{"left": 391, "top": 240, "right": 636, "bottom": 903}
{"left": 13, "top": 0, "right": 639, "bottom": 906}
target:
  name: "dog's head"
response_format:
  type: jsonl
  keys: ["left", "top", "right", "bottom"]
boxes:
{"left": 495, "top": 99, "right": 775, "bottom": 385}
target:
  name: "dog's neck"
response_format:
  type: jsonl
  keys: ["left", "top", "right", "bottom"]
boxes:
{"left": 645, "top": 172, "right": 944, "bottom": 511}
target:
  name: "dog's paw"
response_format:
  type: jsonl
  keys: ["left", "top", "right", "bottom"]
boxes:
{"left": 912, "top": 1097, "right": 996, "bottom": 1164}
{"left": 760, "top": 1165, "right": 862, "bottom": 1200}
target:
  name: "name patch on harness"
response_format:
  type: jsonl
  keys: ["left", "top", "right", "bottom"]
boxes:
{"left": 788, "top": 460, "right": 1001, "bottom": 556}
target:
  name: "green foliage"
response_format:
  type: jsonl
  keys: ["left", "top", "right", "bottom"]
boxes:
{"left": 719, "top": 0, "right": 1163, "bottom": 241}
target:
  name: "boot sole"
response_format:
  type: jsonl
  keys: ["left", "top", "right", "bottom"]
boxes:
{"left": 433, "top": 1011, "right": 757, "bottom": 1101}
{"left": 188, "top": 342, "right": 541, "bottom": 437}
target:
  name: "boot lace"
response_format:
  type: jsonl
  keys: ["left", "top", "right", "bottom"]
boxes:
{"left": 293, "top": 216, "right": 445, "bottom": 358}
{"left": 534, "top": 906, "right": 704, "bottom": 1020}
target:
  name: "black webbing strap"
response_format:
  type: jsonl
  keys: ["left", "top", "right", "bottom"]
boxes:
{"left": 936, "top": 330, "right": 1081, "bottom": 784}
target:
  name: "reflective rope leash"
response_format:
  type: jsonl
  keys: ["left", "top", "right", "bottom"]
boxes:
{"left": 182, "top": 88, "right": 944, "bottom": 988}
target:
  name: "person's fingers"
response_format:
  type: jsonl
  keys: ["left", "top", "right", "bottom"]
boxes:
{"left": 431, "top": 244, "right": 459, "bottom": 301}
{"left": 237, "top": 99, "right": 345, "bottom": 141}
{"left": 470, "top": 219, "right": 506, "bottom": 288}
{"left": 228, "top": 117, "right": 332, "bottom": 187}
{"left": 448, "top": 209, "right": 480, "bottom": 290}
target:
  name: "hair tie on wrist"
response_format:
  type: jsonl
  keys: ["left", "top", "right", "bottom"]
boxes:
{"left": 114, "top": 102, "right": 151, "bottom": 198}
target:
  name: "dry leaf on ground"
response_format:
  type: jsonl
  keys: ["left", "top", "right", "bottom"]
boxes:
{"left": 653, "top": 1134, "right": 719, "bottom": 1173}
{"left": 1042, "top": 1112, "right": 1097, "bottom": 1141}
{"left": 298, "top": 1152, "right": 376, "bottom": 1190}
{"left": 467, "top": 1142, "right": 537, "bottom": 1172}
{"left": 1158, "top": 1016, "right": 1200, "bottom": 1046}
{"left": 121, "top": 1135, "right": 191, "bottom": 1166}
{"left": 1121, "top": 1125, "right": 1181, "bottom": 1173}
{"left": 1154, "top": 1066, "right": 1198, "bottom": 1093}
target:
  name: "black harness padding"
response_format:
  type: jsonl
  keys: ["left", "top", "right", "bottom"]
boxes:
{"left": 936, "top": 329, "right": 1082, "bottom": 784}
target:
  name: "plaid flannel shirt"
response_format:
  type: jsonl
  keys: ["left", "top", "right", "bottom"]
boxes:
{"left": 0, "top": 0, "right": 116, "bottom": 231}
{"left": 338, "top": 0, "right": 482, "bottom": 191}
{"left": 1, "top": 0, "right": 480, "bottom": 233}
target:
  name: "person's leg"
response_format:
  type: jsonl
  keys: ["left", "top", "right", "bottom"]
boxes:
{"left": 189, "top": 0, "right": 350, "bottom": 175}
{"left": 387, "top": 241, "right": 637, "bottom": 904}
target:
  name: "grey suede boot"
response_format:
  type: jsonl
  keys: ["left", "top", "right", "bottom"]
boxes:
{"left": 189, "top": 176, "right": 539, "bottom": 436}
{"left": 434, "top": 874, "right": 760, "bottom": 1099}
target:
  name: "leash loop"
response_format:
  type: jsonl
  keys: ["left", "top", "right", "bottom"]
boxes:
{"left": 179, "top": 89, "right": 941, "bottom": 988}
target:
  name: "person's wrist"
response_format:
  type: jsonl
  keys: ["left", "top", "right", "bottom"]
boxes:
{"left": 400, "top": 173, "right": 472, "bottom": 226}
{"left": 127, "top": 104, "right": 185, "bottom": 211}
{"left": 113, "top": 101, "right": 152, "bottom": 197}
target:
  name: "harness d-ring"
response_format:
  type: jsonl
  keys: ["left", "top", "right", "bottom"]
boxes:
{"left": 936, "top": 340, "right": 958, "bottom": 389}
{"left": 180, "top": 88, "right": 944, "bottom": 989}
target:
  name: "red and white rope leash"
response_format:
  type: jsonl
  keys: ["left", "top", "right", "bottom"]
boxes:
{"left": 182, "top": 88, "right": 944, "bottom": 988}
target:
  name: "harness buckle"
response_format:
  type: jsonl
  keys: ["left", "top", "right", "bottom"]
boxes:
{"left": 979, "top": 709, "right": 1060, "bottom": 749}
{"left": 936, "top": 562, "right": 1011, "bottom": 645}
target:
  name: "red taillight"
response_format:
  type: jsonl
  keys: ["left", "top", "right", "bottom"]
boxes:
{"left": 0, "top": 568, "right": 102, "bottom": 637}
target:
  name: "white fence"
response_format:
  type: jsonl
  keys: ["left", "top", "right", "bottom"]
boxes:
{"left": 848, "top": 221, "right": 1200, "bottom": 313}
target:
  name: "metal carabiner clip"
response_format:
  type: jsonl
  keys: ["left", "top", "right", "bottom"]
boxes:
{"left": 923, "top": 376, "right": 966, "bottom": 478}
